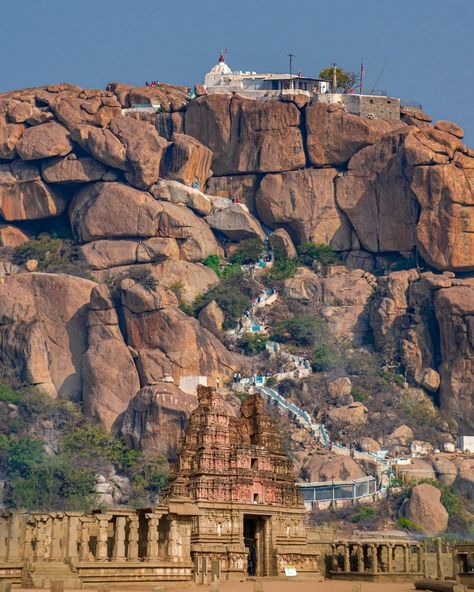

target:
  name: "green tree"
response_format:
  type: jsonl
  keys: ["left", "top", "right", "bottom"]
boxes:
{"left": 239, "top": 332, "right": 268, "bottom": 355}
{"left": 272, "top": 315, "right": 328, "bottom": 348}
{"left": 311, "top": 344, "right": 338, "bottom": 372}
{"left": 229, "top": 239, "right": 266, "bottom": 264}
{"left": 319, "top": 66, "right": 359, "bottom": 93}
{"left": 298, "top": 242, "right": 338, "bottom": 268}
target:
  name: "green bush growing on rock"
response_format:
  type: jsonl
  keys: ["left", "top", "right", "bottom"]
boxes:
{"left": 229, "top": 238, "right": 266, "bottom": 264}
{"left": 311, "top": 344, "right": 339, "bottom": 372}
{"left": 13, "top": 237, "right": 66, "bottom": 269}
{"left": 297, "top": 242, "right": 338, "bottom": 268}
{"left": 397, "top": 517, "right": 421, "bottom": 531}
{"left": 264, "top": 257, "right": 299, "bottom": 281}
{"left": 0, "top": 383, "right": 21, "bottom": 404}
{"left": 272, "top": 315, "right": 328, "bottom": 348}
{"left": 238, "top": 332, "right": 268, "bottom": 355}
{"left": 203, "top": 254, "right": 221, "bottom": 276}
{"left": 351, "top": 387, "right": 369, "bottom": 403}
{"left": 352, "top": 506, "right": 377, "bottom": 525}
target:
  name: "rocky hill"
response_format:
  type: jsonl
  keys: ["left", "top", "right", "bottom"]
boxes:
{"left": 0, "top": 81, "right": 473, "bottom": 518}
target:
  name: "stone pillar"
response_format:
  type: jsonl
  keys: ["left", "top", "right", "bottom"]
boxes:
{"left": 403, "top": 544, "right": 410, "bottom": 573}
{"left": 96, "top": 515, "right": 109, "bottom": 561}
{"left": 435, "top": 538, "right": 445, "bottom": 581}
{"left": 35, "top": 518, "right": 47, "bottom": 560}
{"left": 356, "top": 544, "right": 364, "bottom": 573}
{"left": 66, "top": 515, "right": 80, "bottom": 561}
{"left": 145, "top": 513, "right": 161, "bottom": 561}
{"left": 387, "top": 543, "right": 394, "bottom": 574}
{"left": 79, "top": 519, "right": 90, "bottom": 561}
{"left": 7, "top": 512, "right": 22, "bottom": 561}
{"left": 370, "top": 544, "right": 378, "bottom": 575}
{"left": 417, "top": 544, "right": 424, "bottom": 574}
{"left": 343, "top": 544, "right": 350, "bottom": 572}
{"left": 44, "top": 516, "right": 53, "bottom": 561}
{"left": 330, "top": 544, "right": 338, "bottom": 572}
{"left": 50, "top": 515, "right": 63, "bottom": 560}
{"left": 112, "top": 516, "right": 126, "bottom": 561}
{"left": 167, "top": 519, "right": 182, "bottom": 563}
{"left": 0, "top": 514, "right": 9, "bottom": 560}
{"left": 127, "top": 515, "right": 139, "bottom": 561}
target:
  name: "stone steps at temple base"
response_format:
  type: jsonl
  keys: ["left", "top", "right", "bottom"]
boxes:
{"left": 23, "top": 561, "right": 82, "bottom": 589}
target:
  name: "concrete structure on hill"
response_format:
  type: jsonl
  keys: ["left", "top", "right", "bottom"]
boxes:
{"left": 203, "top": 54, "right": 401, "bottom": 120}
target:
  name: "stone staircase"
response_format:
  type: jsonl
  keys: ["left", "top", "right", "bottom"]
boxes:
{"left": 23, "top": 561, "right": 82, "bottom": 589}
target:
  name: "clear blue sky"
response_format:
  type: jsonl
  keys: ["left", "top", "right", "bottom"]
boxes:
{"left": 2, "top": 0, "right": 473, "bottom": 144}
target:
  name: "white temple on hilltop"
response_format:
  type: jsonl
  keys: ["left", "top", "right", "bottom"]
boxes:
{"left": 203, "top": 52, "right": 329, "bottom": 98}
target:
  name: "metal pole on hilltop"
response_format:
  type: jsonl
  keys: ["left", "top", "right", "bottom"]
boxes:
{"left": 287, "top": 53, "right": 294, "bottom": 77}
{"left": 360, "top": 59, "right": 364, "bottom": 95}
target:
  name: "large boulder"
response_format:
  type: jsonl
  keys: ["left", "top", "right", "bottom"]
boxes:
{"left": 41, "top": 154, "right": 108, "bottom": 183}
{"left": 158, "top": 202, "right": 219, "bottom": 261}
{"left": 402, "top": 483, "right": 448, "bottom": 535}
{"left": 50, "top": 89, "right": 122, "bottom": 130}
{"left": 256, "top": 168, "right": 352, "bottom": 249}
{"left": 15, "top": 122, "right": 73, "bottom": 160}
{"left": 434, "top": 285, "right": 474, "bottom": 431}
{"left": 69, "top": 182, "right": 162, "bottom": 242}
{"left": 412, "top": 164, "right": 474, "bottom": 271}
{"left": 152, "top": 179, "right": 212, "bottom": 215}
{"left": 301, "top": 453, "right": 366, "bottom": 482}
{"left": 71, "top": 125, "right": 127, "bottom": 169}
{"left": 0, "top": 224, "right": 29, "bottom": 247}
{"left": 114, "top": 383, "right": 198, "bottom": 457}
{"left": 269, "top": 228, "right": 297, "bottom": 259}
{"left": 305, "top": 102, "right": 398, "bottom": 166}
{"left": 185, "top": 94, "right": 305, "bottom": 175}
{"left": 0, "top": 161, "right": 67, "bottom": 221}
{"left": 326, "top": 401, "right": 368, "bottom": 425}
{"left": 108, "top": 116, "right": 168, "bottom": 189}
{"left": 122, "top": 302, "right": 238, "bottom": 387}
{"left": 336, "top": 130, "right": 418, "bottom": 253}
{"left": 79, "top": 237, "right": 179, "bottom": 270}
{"left": 198, "top": 300, "right": 225, "bottom": 336}
{"left": 160, "top": 133, "right": 213, "bottom": 188}
{"left": 0, "top": 122, "right": 24, "bottom": 159}
{"left": 205, "top": 203, "right": 265, "bottom": 241}
{"left": 0, "top": 273, "right": 95, "bottom": 398}
{"left": 82, "top": 284, "right": 141, "bottom": 430}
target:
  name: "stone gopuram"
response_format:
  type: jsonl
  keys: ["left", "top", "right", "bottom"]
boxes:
{"left": 0, "top": 386, "right": 320, "bottom": 587}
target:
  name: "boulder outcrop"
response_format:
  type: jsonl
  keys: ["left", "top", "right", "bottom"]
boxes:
{"left": 402, "top": 483, "right": 448, "bottom": 535}
{"left": 0, "top": 273, "right": 95, "bottom": 398}
{"left": 206, "top": 203, "right": 265, "bottom": 241}
{"left": 257, "top": 168, "right": 351, "bottom": 249}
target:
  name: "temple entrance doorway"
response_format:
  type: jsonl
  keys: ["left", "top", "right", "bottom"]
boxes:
{"left": 244, "top": 516, "right": 266, "bottom": 577}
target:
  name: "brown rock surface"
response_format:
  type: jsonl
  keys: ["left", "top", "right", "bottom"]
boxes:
{"left": 269, "top": 228, "right": 297, "bottom": 259}
{"left": 185, "top": 94, "right": 305, "bottom": 174}
{"left": 0, "top": 273, "right": 95, "bottom": 398}
{"left": 434, "top": 120, "right": 464, "bottom": 139}
{"left": 412, "top": 164, "right": 474, "bottom": 271}
{"left": 326, "top": 401, "right": 368, "bottom": 425}
{"left": 122, "top": 303, "right": 238, "bottom": 387}
{"left": 0, "top": 224, "right": 29, "bottom": 247}
{"left": 161, "top": 133, "right": 213, "bottom": 188}
{"left": 432, "top": 455, "right": 458, "bottom": 486}
{"left": 257, "top": 168, "right": 351, "bottom": 249}
{"left": 151, "top": 179, "right": 212, "bottom": 215}
{"left": 198, "top": 300, "right": 225, "bottom": 336}
{"left": 158, "top": 201, "right": 219, "bottom": 261}
{"left": 0, "top": 162, "right": 67, "bottom": 221}
{"left": 108, "top": 116, "right": 168, "bottom": 189}
{"left": 305, "top": 102, "right": 398, "bottom": 166}
{"left": 336, "top": 131, "right": 418, "bottom": 253}
{"left": 206, "top": 203, "right": 265, "bottom": 241}
{"left": 434, "top": 285, "right": 474, "bottom": 431}
{"left": 72, "top": 125, "right": 127, "bottom": 169}
{"left": 69, "top": 181, "right": 162, "bottom": 242}
{"left": 403, "top": 483, "right": 448, "bottom": 535}
{"left": 114, "top": 383, "right": 198, "bottom": 456}
{"left": 301, "top": 454, "right": 366, "bottom": 482}
{"left": 51, "top": 90, "right": 121, "bottom": 130}
{"left": 41, "top": 154, "right": 107, "bottom": 183}
{"left": 0, "top": 123, "right": 24, "bottom": 159}
{"left": 83, "top": 284, "right": 141, "bottom": 430}
{"left": 206, "top": 174, "right": 260, "bottom": 214}
{"left": 80, "top": 237, "right": 179, "bottom": 270}
{"left": 16, "top": 122, "right": 73, "bottom": 160}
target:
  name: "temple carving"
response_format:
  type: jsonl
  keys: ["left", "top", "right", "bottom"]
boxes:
{"left": 0, "top": 386, "right": 320, "bottom": 587}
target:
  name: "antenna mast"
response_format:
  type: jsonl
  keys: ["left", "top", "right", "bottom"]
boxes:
{"left": 360, "top": 59, "right": 364, "bottom": 95}
{"left": 287, "top": 53, "right": 294, "bottom": 77}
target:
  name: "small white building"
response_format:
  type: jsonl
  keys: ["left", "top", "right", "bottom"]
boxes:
{"left": 457, "top": 436, "right": 474, "bottom": 453}
{"left": 204, "top": 53, "right": 328, "bottom": 98}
